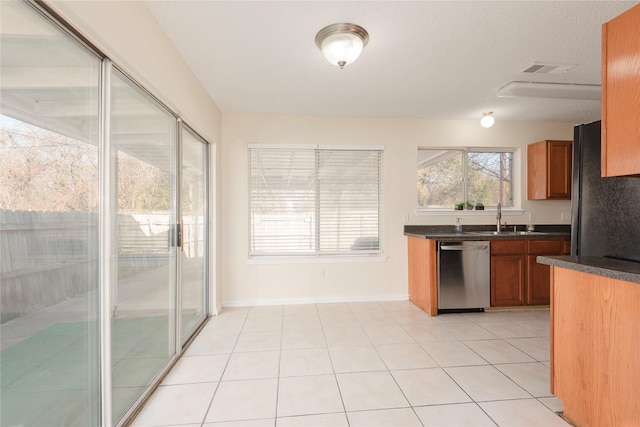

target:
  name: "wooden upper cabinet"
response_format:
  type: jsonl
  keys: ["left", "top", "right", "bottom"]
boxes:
{"left": 602, "top": 4, "right": 640, "bottom": 177}
{"left": 527, "top": 140, "right": 572, "bottom": 200}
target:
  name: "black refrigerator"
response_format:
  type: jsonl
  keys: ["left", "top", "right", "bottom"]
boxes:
{"left": 571, "top": 120, "right": 640, "bottom": 263}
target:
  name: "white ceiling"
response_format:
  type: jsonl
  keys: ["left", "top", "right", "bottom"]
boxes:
{"left": 144, "top": 1, "right": 638, "bottom": 124}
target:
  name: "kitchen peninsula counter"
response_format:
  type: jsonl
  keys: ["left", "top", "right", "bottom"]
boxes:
{"left": 540, "top": 255, "right": 640, "bottom": 427}
{"left": 537, "top": 255, "right": 640, "bottom": 284}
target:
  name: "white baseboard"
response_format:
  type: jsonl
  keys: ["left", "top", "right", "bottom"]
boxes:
{"left": 214, "top": 302, "right": 223, "bottom": 315}
{"left": 221, "top": 294, "right": 409, "bottom": 308}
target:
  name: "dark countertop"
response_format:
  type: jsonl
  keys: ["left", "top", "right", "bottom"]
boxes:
{"left": 404, "top": 224, "right": 571, "bottom": 240}
{"left": 537, "top": 255, "right": 640, "bottom": 284}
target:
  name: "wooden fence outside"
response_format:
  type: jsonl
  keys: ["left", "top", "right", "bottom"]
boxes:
{"left": 0, "top": 210, "right": 198, "bottom": 323}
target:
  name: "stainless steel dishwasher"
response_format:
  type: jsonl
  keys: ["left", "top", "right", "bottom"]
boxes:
{"left": 437, "top": 241, "right": 490, "bottom": 312}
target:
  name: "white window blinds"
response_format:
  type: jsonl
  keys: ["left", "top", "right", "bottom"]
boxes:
{"left": 249, "top": 145, "right": 383, "bottom": 256}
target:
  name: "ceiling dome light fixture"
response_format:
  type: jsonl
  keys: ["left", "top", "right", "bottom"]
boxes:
{"left": 480, "top": 112, "right": 495, "bottom": 128}
{"left": 315, "top": 23, "right": 369, "bottom": 69}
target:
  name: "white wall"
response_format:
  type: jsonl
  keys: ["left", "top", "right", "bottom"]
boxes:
{"left": 45, "top": 1, "right": 220, "bottom": 143}
{"left": 221, "top": 114, "right": 574, "bottom": 306}
{"left": 41, "top": 2, "right": 575, "bottom": 308}
{"left": 43, "top": 0, "right": 224, "bottom": 311}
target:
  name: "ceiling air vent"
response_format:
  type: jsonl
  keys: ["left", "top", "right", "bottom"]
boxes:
{"left": 521, "top": 62, "right": 575, "bottom": 74}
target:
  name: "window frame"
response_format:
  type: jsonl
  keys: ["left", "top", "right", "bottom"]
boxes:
{"left": 416, "top": 147, "right": 522, "bottom": 216}
{"left": 248, "top": 143, "right": 384, "bottom": 260}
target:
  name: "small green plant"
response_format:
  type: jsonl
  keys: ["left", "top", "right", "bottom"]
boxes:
{"left": 455, "top": 202, "right": 465, "bottom": 210}
{"left": 465, "top": 201, "right": 473, "bottom": 210}
{"left": 475, "top": 202, "right": 484, "bottom": 210}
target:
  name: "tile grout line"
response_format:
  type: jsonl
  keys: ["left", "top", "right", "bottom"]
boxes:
{"left": 319, "top": 304, "right": 351, "bottom": 426}
{"left": 440, "top": 313, "right": 567, "bottom": 425}
{"left": 273, "top": 305, "right": 285, "bottom": 422}
{"left": 199, "top": 309, "right": 249, "bottom": 425}
{"left": 380, "top": 304, "right": 428, "bottom": 427}
{"left": 132, "top": 304, "right": 569, "bottom": 426}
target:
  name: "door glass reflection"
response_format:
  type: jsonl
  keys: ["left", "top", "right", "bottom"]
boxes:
{"left": 110, "top": 69, "right": 177, "bottom": 423}
{"left": 0, "top": 2, "right": 100, "bottom": 425}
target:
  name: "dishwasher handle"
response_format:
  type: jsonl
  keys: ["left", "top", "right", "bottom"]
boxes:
{"left": 439, "top": 244, "right": 489, "bottom": 251}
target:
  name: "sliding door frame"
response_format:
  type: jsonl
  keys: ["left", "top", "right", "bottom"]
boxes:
{"left": 178, "top": 122, "right": 210, "bottom": 346}
{"left": 18, "top": 2, "right": 215, "bottom": 425}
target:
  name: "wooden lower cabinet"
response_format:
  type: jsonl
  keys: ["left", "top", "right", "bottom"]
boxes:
{"left": 491, "top": 255, "right": 526, "bottom": 306}
{"left": 551, "top": 266, "right": 640, "bottom": 426}
{"left": 491, "top": 240, "right": 526, "bottom": 306}
{"left": 407, "top": 236, "right": 570, "bottom": 314}
{"left": 526, "top": 239, "right": 562, "bottom": 305}
{"left": 407, "top": 237, "right": 437, "bottom": 315}
{"left": 527, "top": 256, "right": 552, "bottom": 305}
{"left": 491, "top": 239, "right": 567, "bottom": 307}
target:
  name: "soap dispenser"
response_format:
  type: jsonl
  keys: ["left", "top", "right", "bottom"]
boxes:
{"left": 527, "top": 213, "right": 536, "bottom": 232}
{"left": 455, "top": 217, "right": 463, "bottom": 233}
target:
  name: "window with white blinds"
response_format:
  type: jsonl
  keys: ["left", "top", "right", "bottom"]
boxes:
{"left": 249, "top": 144, "right": 383, "bottom": 256}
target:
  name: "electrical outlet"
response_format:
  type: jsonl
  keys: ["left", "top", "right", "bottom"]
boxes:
{"left": 561, "top": 212, "right": 570, "bottom": 221}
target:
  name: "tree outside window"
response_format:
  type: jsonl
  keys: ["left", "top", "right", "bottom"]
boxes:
{"left": 417, "top": 148, "right": 513, "bottom": 209}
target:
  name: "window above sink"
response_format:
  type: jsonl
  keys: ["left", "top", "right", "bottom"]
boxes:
{"left": 415, "top": 147, "right": 522, "bottom": 216}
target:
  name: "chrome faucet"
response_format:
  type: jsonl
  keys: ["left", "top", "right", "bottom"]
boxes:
{"left": 496, "top": 202, "right": 502, "bottom": 232}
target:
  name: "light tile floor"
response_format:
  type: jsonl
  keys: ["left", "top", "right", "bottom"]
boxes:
{"left": 131, "top": 301, "right": 572, "bottom": 427}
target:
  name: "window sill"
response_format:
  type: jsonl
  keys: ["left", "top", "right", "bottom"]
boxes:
{"left": 415, "top": 208, "right": 524, "bottom": 216}
{"left": 247, "top": 254, "right": 388, "bottom": 264}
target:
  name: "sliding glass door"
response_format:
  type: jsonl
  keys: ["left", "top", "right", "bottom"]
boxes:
{"left": 109, "top": 69, "right": 177, "bottom": 423}
{"left": 1, "top": 2, "right": 212, "bottom": 426}
{"left": 0, "top": 1, "right": 101, "bottom": 425}
{"left": 180, "top": 127, "right": 208, "bottom": 342}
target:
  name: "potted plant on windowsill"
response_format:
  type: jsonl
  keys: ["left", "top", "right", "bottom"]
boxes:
{"left": 465, "top": 201, "right": 473, "bottom": 210}
{"left": 475, "top": 202, "right": 485, "bottom": 210}
{"left": 455, "top": 202, "right": 465, "bottom": 210}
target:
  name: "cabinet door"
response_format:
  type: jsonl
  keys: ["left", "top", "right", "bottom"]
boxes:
{"left": 408, "top": 237, "right": 428, "bottom": 311}
{"left": 407, "top": 237, "right": 437, "bottom": 315}
{"left": 527, "top": 255, "right": 551, "bottom": 305}
{"left": 491, "top": 240, "right": 526, "bottom": 255}
{"left": 527, "top": 141, "right": 548, "bottom": 200}
{"left": 526, "top": 239, "right": 563, "bottom": 306}
{"left": 602, "top": 4, "right": 640, "bottom": 177}
{"left": 491, "top": 255, "right": 526, "bottom": 306}
{"left": 527, "top": 140, "right": 572, "bottom": 200}
{"left": 528, "top": 239, "right": 562, "bottom": 255}
{"left": 548, "top": 141, "right": 572, "bottom": 199}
